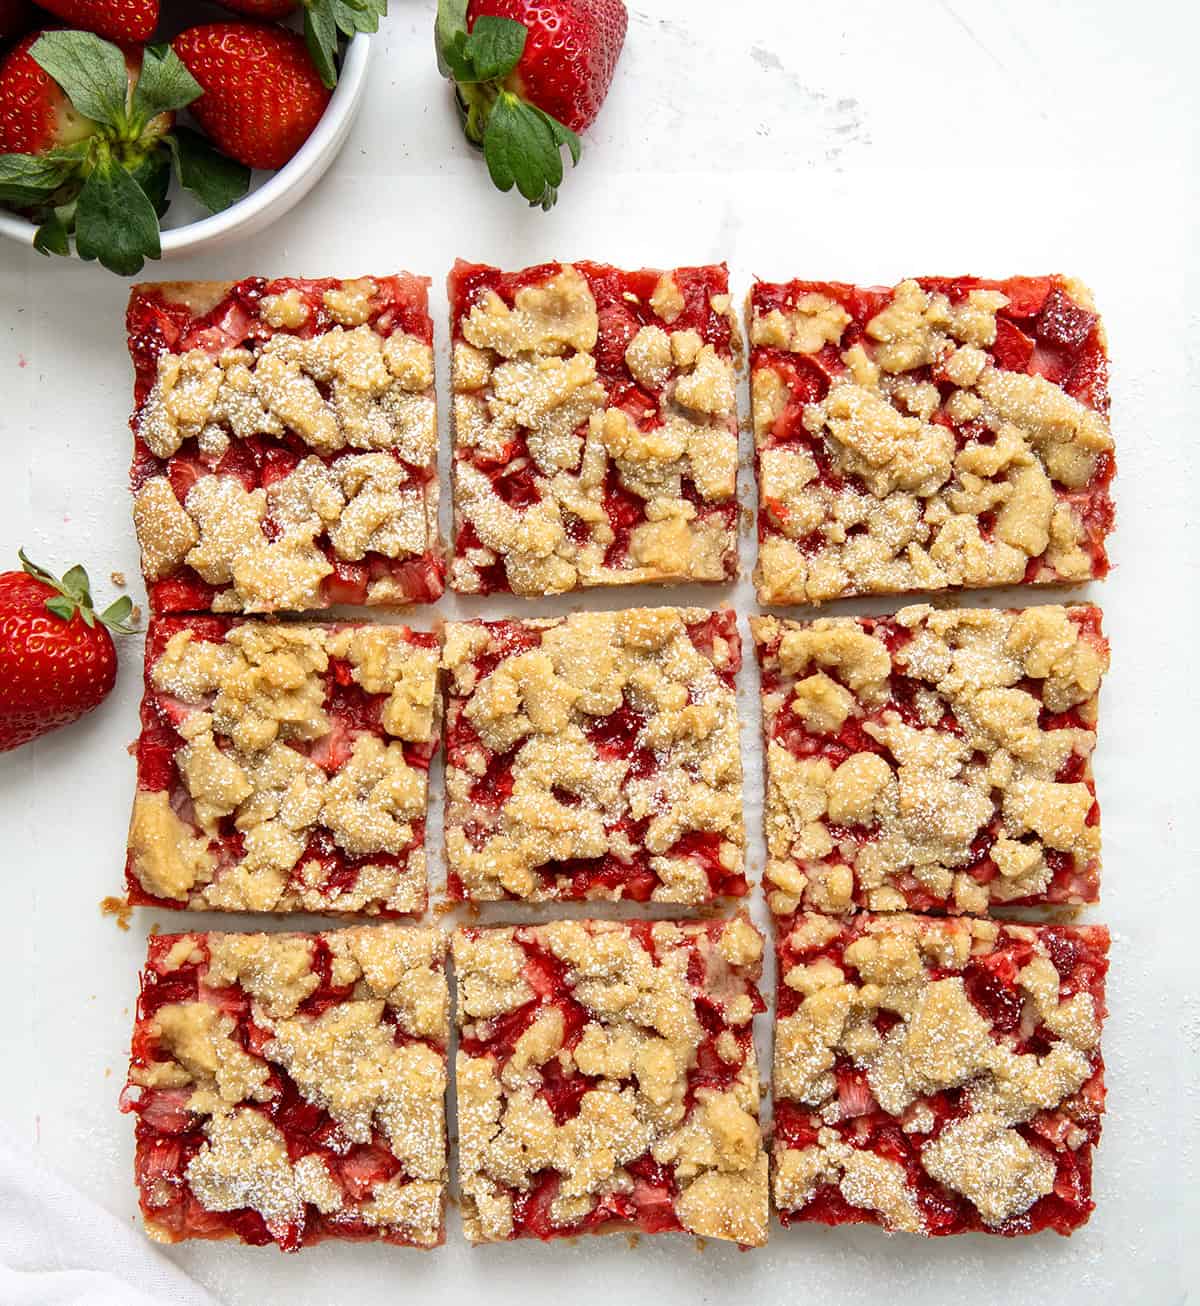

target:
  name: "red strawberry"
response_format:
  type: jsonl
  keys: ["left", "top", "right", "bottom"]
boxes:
{"left": 213, "top": 0, "right": 386, "bottom": 88}
{"left": 34, "top": 0, "right": 157, "bottom": 43}
{"left": 173, "top": 22, "right": 332, "bottom": 170}
{"left": 470, "top": 0, "right": 625, "bottom": 132}
{"left": 435, "top": 0, "right": 626, "bottom": 207}
{"left": 0, "top": 30, "right": 250, "bottom": 275}
{"left": 0, "top": 30, "right": 98, "bottom": 154}
{"left": 0, "top": 552, "right": 135, "bottom": 753}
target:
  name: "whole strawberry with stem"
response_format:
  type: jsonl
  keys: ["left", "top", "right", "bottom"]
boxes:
{"left": 0, "top": 30, "right": 251, "bottom": 275}
{"left": 173, "top": 22, "right": 332, "bottom": 170}
{"left": 436, "top": 0, "right": 626, "bottom": 208}
{"left": 0, "top": 551, "right": 135, "bottom": 753}
{"left": 213, "top": 0, "right": 387, "bottom": 88}
{"left": 33, "top": 0, "right": 158, "bottom": 43}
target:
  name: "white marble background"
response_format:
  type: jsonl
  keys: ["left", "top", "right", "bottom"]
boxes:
{"left": 0, "top": 0, "right": 1196, "bottom": 1302}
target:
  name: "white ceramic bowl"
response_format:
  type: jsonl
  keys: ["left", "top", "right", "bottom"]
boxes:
{"left": 0, "top": 32, "right": 371, "bottom": 261}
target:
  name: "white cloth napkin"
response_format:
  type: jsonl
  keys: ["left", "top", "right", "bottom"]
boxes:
{"left": 0, "top": 1131, "right": 219, "bottom": 1306}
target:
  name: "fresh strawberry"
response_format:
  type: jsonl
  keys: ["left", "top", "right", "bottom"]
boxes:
{"left": 0, "top": 551, "right": 135, "bottom": 753}
{"left": 0, "top": 31, "right": 97, "bottom": 154}
{"left": 34, "top": 0, "right": 157, "bottom": 43}
{"left": 435, "top": 0, "right": 626, "bottom": 207}
{"left": 173, "top": 23, "right": 332, "bottom": 170}
{"left": 214, "top": 0, "right": 386, "bottom": 87}
{"left": 0, "top": 0, "right": 36, "bottom": 44}
{"left": 468, "top": 0, "right": 626, "bottom": 133}
{"left": 0, "top": 30, "right": 250, "bottom": 274}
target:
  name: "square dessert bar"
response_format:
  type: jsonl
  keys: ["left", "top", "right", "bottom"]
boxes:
{"left": 453, "top": 916, "right": 769, "bottom": 1245}
{"left": 127, "top": 275, "right": 444, "bottom": 615}
{"left": 748, "top": 275, "right": 1114, "bottom": 605}
{"left": 441, "top": 606, "right": 746, "bottom": 903}
{"left": 120, "top": 925, "right": 449, "bottom": 1251}
{"left": 126, "top": 616, "right": 439, "bottom": 915}
{"left": 447, "top": 259, "right": 741, "bottom": 596}
{"left": 772, "top": 912, "right": 1109, "bottom": 1237}
{"left": 752, "top": 604, "right": 1107, "bottom": 916}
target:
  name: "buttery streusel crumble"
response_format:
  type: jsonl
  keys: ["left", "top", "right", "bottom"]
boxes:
{"left": 748, "top": 276, "right": 1114, "bottom": 605}
{"left": 121, "top": 925, "right": 449, "bottom": 1251}
{"left": 453, "top": 916, "right": 769, "bottom": 1245}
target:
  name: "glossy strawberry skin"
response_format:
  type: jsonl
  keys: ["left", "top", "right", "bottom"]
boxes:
{"left": 216, "top": 0, "right": 297, "bottom": 15}
{"left": 173, "top": 22, "right": 331, "bottom": 170}
{"left": 34, "top": 0, "right": 158, "bottom": 43}
{"left": 0, "top": 30, "right": 91, "bottom": 154}
{"left": 467, "top": 0, "right": 626, "bottom": 133}
{"left": 0, "top": 572, "right": 118, "bottom": 753}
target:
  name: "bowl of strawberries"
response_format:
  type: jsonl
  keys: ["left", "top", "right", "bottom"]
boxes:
{"left": 0, "top": 0, "right": 378, "bottom": 274}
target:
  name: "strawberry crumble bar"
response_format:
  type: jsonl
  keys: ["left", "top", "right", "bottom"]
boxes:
{"left": 752, "top": 605, "right": 1107, "bottom": 916}
{"left": 448, "top": 260, "right": 741, "bottom": 595}
{"left": 127, "top": 275, "right": 444, "bottom": 615}
{"left": 441, "top": 607, "right": 746, "bottom": 903}
{"left": 126, "top": 616, "right": 438, "bottom": 915}
{"left": 748, "top": 276, "right": 1114, "bottom": 605}
{"left": 120, "top": 925, "right": 449, "bottom": 1251}
{"left": 772, "top": 912, "right": 1109, "bottom": 1236}
{"left": 453, "top": 916, "right": 769, "bottom": 1245}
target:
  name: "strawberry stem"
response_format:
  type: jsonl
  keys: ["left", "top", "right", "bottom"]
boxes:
{"left": 18, "top": 549, "right": 137, "bottom": 634}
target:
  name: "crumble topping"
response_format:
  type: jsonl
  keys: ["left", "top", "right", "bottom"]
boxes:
{"left": 124, "top": 926, "right": 448, "bottom": 1250}
{"left": 752, "top": 605, "right": 1107, "bottom": 915}
{"left": 453, "top": 918, "right": 768, "bottom": 1245}
{"left": 772, "top": 913, "right": 1108, "bottom": 1235}
{"left": 449, "top": 262, "right": 740, "bottom": 596}
{"left": 129, "top": 275, "right": 442, "bottom": 614}
{"left": 441, "top": 608, "right": 745, "bottom": 903}
{"left": 127, "top": 619, "right": 437, "bottom": 915}
{"left": 749, "top": 276, "right": 1114, "bottom": 604}
{"left": 137, "top": 327, "right": 435, "bottom": 462}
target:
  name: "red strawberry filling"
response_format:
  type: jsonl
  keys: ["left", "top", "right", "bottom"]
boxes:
{"left": 127, "top": 276, "right": 443, "bottom": 613}
{"left": 122, "top": 932, "right": 446, "bottom": 1251}
{"left": 773, "top": 919, "right": 1109, "bottom": 1237}
{"left": 750, "top": 275, "right": 1114, "bottom": 581}
{"left": 127, "top": 616, "right": 435, "bottom": 915}
{"left": 458, "top": 921, "right": 761, "bottom": 1241}
{"left": 448, "top": 261, "right": 737, "bottom": 595}
{"left": 444, "top": 611, "right": 746, "bottom": 903}
{"left": 755, "top": 607, "right": 1105, "bottom": 913}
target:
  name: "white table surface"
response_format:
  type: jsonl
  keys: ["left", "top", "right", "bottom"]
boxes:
{"left": 1, "top": 1, "right": 1197, "bottom": 1302}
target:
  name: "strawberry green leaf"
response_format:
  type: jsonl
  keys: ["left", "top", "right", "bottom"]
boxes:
{"left": 130, "top": 151, "right": 171, "bottom": 218}
{"left": 169, "top": 128, "right": 251, "bottom": 215}
{"left": 482, "top": 91, "right": 579, "bottom": 209}
{"left": 18, "top": 551, "right": 58, "bottom": 588}
{"left": 45, "top": 594, "right": 78, "bottom": 623}
{"left": 130, "top": 45, "right": 202, "bottom": 126}
{"left": 34, "top": 210, "right": 72, "bottom": 258}
{"left": 435, "top": 0, "right": 471, "bottom": 79}
{"left": 59, "top": 564, "right": 91, "bottom": 604}
{"left": 304, "top": 5, "right": 340, "bottom": 89}
{"left": 0, "top": 152, "right": 81, "bottom": 207}
{"left": 330, "top": 0, "right": 387, "bottom": 36}
{"left": 462, "top": 16, "right": 526, "bottom": 81}
{"left": 532, "top": 105, "right": 581, "bottom": 166}
{"left": 99, "top": 594, "right": 136, "bottom": 634}
{"left": 74, "top": 155, "right": 161, "bottom": 277}
{"left": 30, "top": 32, "right": 130, "bottom": 132}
